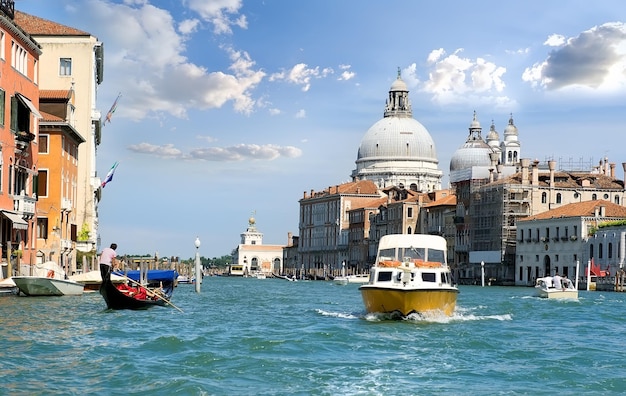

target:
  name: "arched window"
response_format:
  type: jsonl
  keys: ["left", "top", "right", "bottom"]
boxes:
{"left": 592, "top": 194, "right": 597, "bottom": 200}
{"left": 541, "top": 192, "right": 547, "bottom": 204}
{"left": 590, "top": 244, "right": 594, "bottom": 259}
{"left": 599, "top": 243, "right": 603, "bottom": 259}
{"left": 556, "top": 193, "right": 562, "bottom": 204}
{"left": 407, "top": 226, "right": 412, "bottom": 234}
{"left": 615, "top": 195, "right": 620, "bottom": 205}
{"left": 609, "top": 243, "right": 613, "bottom": 259}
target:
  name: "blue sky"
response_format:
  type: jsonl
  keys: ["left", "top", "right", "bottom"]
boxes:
{"left": 17, "top": 0, "right": 626, "bottom": 259}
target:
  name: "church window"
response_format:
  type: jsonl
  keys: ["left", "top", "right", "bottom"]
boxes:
{"left": 556, "top": 193, "right": 562, "bottom": 204}
{"left": 541, "top": 192, "right": 547, "bottom": 204}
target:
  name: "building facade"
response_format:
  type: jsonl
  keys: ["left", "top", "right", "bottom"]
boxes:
{"left": 0, "top": 3, "right": 41, "bottom": 276}
{"left": 15, "top": 10, "right": 104, "bottom": 271}
{"left": 36, "top": 89, "right": 85, "bottom": 274}
{"left": 231, "top": 216, "right": 284, "bottom": 277}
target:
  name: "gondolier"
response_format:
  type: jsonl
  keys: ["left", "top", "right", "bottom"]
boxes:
{"left": 99, "top": 243, "right": 118, "bottom": 290}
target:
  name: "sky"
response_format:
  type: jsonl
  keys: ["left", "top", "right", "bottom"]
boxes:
{"left": 16, "top": 0, "right": 626, "bottom": 259}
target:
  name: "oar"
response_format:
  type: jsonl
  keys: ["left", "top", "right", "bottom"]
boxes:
{"left": 113, "top": 272, "right": 184, "bottom": 313}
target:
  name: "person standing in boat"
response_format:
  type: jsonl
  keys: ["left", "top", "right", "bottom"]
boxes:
{"left": 99, "top": 243, "right": 118, "bottom": 290}
{"left": 553, "top": 272, "right": 562, "bottom": 290}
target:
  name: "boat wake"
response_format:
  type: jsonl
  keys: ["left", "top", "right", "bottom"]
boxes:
{"left": 315, "top": 308, "right": 361, "bottom": 319}
{"left": 360, "top": 305, "right": 512, "bottom": 323}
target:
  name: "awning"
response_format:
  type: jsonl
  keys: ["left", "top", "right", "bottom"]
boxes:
{"left": 16, "top": 93, "right": 43, "bottom": 119}
{"left": 1, "top": 211, "right": 28, "bottom": 230}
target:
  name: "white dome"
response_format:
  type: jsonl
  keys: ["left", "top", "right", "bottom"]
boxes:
{"left": 357, "top": 117, "right": 437, "bottom": 161}
{"left": 450, "top": 139, "right": 493, "bottom": 171}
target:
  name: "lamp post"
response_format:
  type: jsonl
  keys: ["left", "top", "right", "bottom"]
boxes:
{"left": 481, "top": 261, "right": 485, "bottom": 287}
{"left": 194, "top": 237, "right": 201, "bottom": 293}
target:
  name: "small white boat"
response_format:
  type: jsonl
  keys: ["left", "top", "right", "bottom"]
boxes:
{"left": 256, "top": 272, "right": 267, "bottom": 279}
{"left": 335, "top": 274, "right": 369, "bottom": 285}
{"left": 0, "top": 277, "right": 18, "bottom": 296}
{"left": 360, "top": 234, "right": 459, "bottom": 317}
{"left": 12, "top": 261, "right": 84, "bottom": 296}
{"left": 535, "top": 276, "right": 578, "bottom": 299}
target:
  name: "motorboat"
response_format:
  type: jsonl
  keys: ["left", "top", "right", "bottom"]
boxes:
{"left": 535, "top": 276, "right": 579, "bottom": 299}
{"left": 359, "top": 234, "right": 459, "bottom": 317}
{"left": 12, "top": 261, "right": 84, "bottom": 296}
{"left": 335, "top": 274, "right": 369, "bottom": 285}
{"left": 0, "top": 277, "right": 18, "bottom": 296}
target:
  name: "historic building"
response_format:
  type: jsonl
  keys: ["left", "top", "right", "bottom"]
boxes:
{"left": 298, "top": 180, "right": 381, "bottom": 277}
{"left": 449, "top": 112, "right": 521, "bottom": 282}
{"left": 231, "top": 216, "right": 284, "bottom": 277}
{"left": 0, "top": 3, "right": 41, "bottom": 276}
{"left": 516, "top": 200, "right": 626, "bottom": 286}
{"left": 36, "top": 89, "right": 85, "bottom": 274}
{"left": 351, "top": 69, "right": 442, "bottom": 192}
{"left": 15, "top": 10, "right": 105, "bottom": 272}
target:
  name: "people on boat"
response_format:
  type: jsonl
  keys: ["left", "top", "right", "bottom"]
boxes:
{"left": 99, "top": 243, "right": 118, "bottom": 290}
{"left": 553, "top": 272, "right": 562, "bottom": 289}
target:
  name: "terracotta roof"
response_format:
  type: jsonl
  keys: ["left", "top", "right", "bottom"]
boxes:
{"left": 40, "top": 90, "right": 72, "bottom": 100}
{"left": 14, "top": 10, "right": 90, "bottom": 36}
{"left": 491, "top": 171, "right": 624, "bottom": 190}
{"left": 519, "top": 200, "right": 626, "bottom": 221}
{"left": 424, "top": 194, "right": 457, "bottom": 207}
{"left": 39, "top": 110, "right": 63, "bottom": 123}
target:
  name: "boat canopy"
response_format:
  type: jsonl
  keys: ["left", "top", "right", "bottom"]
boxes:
{"left": 123, "top": 270, "right": 178, "bottom": 282}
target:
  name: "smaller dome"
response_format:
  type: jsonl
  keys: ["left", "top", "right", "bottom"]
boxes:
{"left": 450, "top": 141, "right": 494, "bottom": 172}
{"left": 390, "top": 77, "right": 407, "bottom": 92}
{"left": 487, "top": 122, "right": 499, "bottom": 141}
{"left": 504, "top": 114, "right": 518, "bottom": 136}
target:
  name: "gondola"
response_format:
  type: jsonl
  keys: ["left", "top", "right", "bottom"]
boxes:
{"left": 100, "top": 269, "right": 177, "bottom": 310}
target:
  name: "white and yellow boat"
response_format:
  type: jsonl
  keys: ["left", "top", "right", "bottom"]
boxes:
{"left": 360, "top": 234, "right": 458, "bottom": 317}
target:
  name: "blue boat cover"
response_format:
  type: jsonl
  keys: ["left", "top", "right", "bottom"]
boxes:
{"left": 118, "top": 269, "right": 179, "bottom": 282}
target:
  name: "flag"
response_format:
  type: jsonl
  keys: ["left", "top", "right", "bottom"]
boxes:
{"left": 101, "top": 161, "right": 119, "bottom": 188}
{"left": 103, "top": 93, "right": 121, "bottom": 125}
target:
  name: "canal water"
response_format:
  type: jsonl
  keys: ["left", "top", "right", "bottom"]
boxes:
{"left": 1, "top": 277, "right": 625, "bottom": 395}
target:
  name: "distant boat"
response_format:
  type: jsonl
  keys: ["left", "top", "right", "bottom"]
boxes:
{"left": 535, "top": 276, "right": 579, "bottom": 299}
{"left": 12, "top": 261, "right": 84, "bottom": 296}
{"left": 360, "top": 234, "right": 458, "bottom": 317}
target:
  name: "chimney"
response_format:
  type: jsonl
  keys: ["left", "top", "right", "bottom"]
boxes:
{"left": 622, "top": 162, "right": 626, "bottom": 186}
{"left": 600, "top": 206, "right": 606, "bottom": 217}
{"left": 532, "top": 160, "right": 539, "bottom": 186}
{"left": 287, "top": 231, "right": 293, "bottom": 247}
{"left": 548, "top": 160, "right": 556, "bottom": 188}
{"left": 521, "top": 158, "right": 530, "bottom": 185}
{"left": 489, "top": 168, "right": 494, "bottom": 183}
{"left": 496, "top": 164, "right": 503, "bottom": 181}
{"left": 303, "top": 191, "right": 307, "bottom": 199}
{"left": 610, "top": 163, "right": 616, "bottom": 179}
{"left": 310, "top": 189, "right": 314, "bottom": 197}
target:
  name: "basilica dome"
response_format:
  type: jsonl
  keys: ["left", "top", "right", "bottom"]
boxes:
{"left": 449, "top": 112, "right": 494, "bottom": 172}
{"left": 352, "top": 70, "right": 442, "bottom": 192}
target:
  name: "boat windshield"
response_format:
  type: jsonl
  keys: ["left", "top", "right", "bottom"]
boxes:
{"left": 402, "top": 247, "right": 425, "bottom": 261}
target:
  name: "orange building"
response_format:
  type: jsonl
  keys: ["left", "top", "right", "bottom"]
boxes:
{"left": 0, "top": 2, "right": 41, "bottom": 276}
{"left": 37, "top": 89, "right": 84, "bottom": 274}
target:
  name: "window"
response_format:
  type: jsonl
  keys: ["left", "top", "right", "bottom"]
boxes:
{"left": 599, "top": 243, "right": 603, "bottom": 259}
{"left": 609, "top": 243, "right": 613, "bottom": 259}
{"left": 422, "top": 273, "right": 436, "bottom": 282}
{"left": 0, "top": 89, "right": 4, "bottom": 126}
{"left": 407, "top": 207, "right": 413, "bottom": 218}
{"left": 60, "top": 58, "right": 72, "bottom": 76}
{"left": 37, "top": 218, "right": 49, "bottom": 239}
{"left": 615, "top": 195, "right": 620, "bottom": 205}
{"left": 541, "top": 192, "right": 547, "bottom": 204}
{"left": 592, "top": 194, "right": 597, "bottom": 200}
{"left": 556, "top": 193, "right": 562, "bottom": 204}
{"left": 37, "top": 169, "right": 48, "bottom": 197}
{"left": 39, "top": 134, "right": 49, "bottom": 154}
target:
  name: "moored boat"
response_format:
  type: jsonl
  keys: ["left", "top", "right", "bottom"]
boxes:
{"left": 12, "top": 261, "right": 84, "bottom": 296}
{"left": 359, "top": 234, "right": 458, "bottom": 317}
{"left": 0, "top": 277, "right": 19, "bottom": 296}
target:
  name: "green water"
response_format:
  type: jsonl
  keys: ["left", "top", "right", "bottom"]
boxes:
{"left": 0, "top": 277, "right": 625, "bottom": 395}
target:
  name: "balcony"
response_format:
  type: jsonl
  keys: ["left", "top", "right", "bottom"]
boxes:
{"left": 14, "top": 193, "right": 35, "bottom": 218}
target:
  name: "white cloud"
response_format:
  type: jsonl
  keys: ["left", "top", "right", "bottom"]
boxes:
{"left": 544, "top": 34, "right": 566, "bottom": 47}
{"left": 186, "top": 0, "right": 246, "bottom": 34}
{"left": 269, "top": 108, "right": 281, "bottom": 115}
{"left": 82, "top": 0, "right": 264, "bottom": 120}
{"left": 128, "top": 142, "right": 303, "bottom": 161}
{"left": 269, "top": 63, "right": 334, "bottom": 91}
{"left": 418, "top": 48, "right": 511, "bottom": 108}
{"left": 523, "top": 22, "right": 626, "bottom": 91}
{"left": 295, "top": 109, "right": 306, "bottom": 118}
